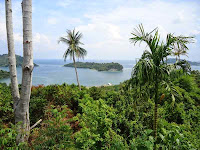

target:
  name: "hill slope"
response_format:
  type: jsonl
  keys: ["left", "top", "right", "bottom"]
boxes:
{"left": 0, "top": 54, "right": 38, "bottom": 67}
{"left": 167, "top": 58, "right": 200, "bottom": 66}
{"left": 64, "top": 62, "right": 123, "bottom": 71}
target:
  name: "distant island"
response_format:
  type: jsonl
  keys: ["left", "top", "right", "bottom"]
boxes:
{"left": 0, "top": 54, "right": 39, "bottom": 67}
{"left": 0, "top": 70, "right": 9, "bottom": 79}
{"left": 167, "top": 58, "right": 200, "bottom": 66}
{"left": 64, "top": 62, "right": 123, "bottom": 71}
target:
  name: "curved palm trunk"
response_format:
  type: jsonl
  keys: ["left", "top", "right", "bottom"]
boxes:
{"left": 5, "top": 0, "right": 20, "bottom": 110}
{"left": 15, "top": 0, "right": 33, "bottom": 143}
{"left": 73, "top": 53, "right": 81, "bottom": 90}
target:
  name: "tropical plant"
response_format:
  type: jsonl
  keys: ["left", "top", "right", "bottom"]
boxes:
{"left": 58, "top": 29, "right": 87, "bottom": 90}
{"left": 129, "top": 24, "right": 193, "bottom": 147}
{"left": 173, "top": 33, "right": 193, "bottom": 61}
{"left": 172, "top": 48, "right": 188, "bottom": 61}
{"left": 172, "top": 38, "right": 193, "bottom": 61}
{"left": 31, "top": 105, "right": 75, "bottom": 149}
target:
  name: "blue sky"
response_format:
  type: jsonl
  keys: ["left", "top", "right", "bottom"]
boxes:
{"left": 0, "top": 0, "right": 200, "bottom": 60}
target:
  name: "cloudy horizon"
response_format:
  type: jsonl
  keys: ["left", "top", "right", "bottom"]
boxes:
{"left": 0, "top": 0, "right": 200, "bottom": 61}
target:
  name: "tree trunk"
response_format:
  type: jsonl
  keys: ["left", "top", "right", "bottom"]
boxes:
{"left": 153, "top": 74, "right": 159, "bottom": 150}
{"left": 73, "top": 53, "right": 81, "bottom": 90}
{"left": 5, "top": 0, "right": 20, "bottom": 110}
{"left": 15, "top": 0, "right": 33, "bottom": 143}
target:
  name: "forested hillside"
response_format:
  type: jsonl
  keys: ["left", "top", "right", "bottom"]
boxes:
{"left": 0, "top": 54, "right": 38, "bottom": 67}
{"left": 64, "top": 62, "right": 123, "bottom": 71}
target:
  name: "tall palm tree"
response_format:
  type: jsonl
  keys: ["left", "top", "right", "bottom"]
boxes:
{"left": 130, "top": 24, "right": 193, "bottom": 148}
{"left": 58, "top": 29, "right": 87, "bottom": 90}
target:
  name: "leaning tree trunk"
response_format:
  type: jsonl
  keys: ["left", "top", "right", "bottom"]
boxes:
{"left": 15, "top": 0, "right": 33, "bottom": 143}
{"left": 5, "top": 0, "right": 20, "bottom": 110}
{"left": 73, "top": 53, "right": 81, "bottom": 90}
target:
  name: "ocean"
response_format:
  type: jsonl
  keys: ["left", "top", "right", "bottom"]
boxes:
{"left": 0, "top": 59, "right": 199, "bottom": 86}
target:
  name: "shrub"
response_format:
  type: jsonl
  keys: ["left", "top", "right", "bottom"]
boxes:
{"left": 31, "top": 105, "right": 75, "bottom": 149}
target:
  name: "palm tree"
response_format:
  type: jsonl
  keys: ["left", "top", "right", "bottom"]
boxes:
{"left": 172, "top": 47, "right": 188, "bottom": 61}
{"left": 130, "top": 24, "right": 193, "bottom": 148}
{"left": 58, "top": 29, "right": 87, "bottom": 90}
{"left": 172, "top": 37, "right": 193, "bottom": 61}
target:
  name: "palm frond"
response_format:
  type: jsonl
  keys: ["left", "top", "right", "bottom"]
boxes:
{"left": 63, "top": 48, "right": 73, "bottom": 61}
{"left": 130, "top": 24, "right": 158, "bottom": 53}
{"left": 59, "top": 29, "right": 87, "bottom": 61}
{"left": 58, "top": 37, "right": 70, "bottom": 45}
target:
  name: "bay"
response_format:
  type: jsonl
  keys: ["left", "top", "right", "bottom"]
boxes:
{"left": 0, "top": 60, "right": 134, "bottom": 86}
{"left": 0, "top": 59, "right": 199, "bottom": 86}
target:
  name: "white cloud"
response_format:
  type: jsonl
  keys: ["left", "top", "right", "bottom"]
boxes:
{"left": 47, "top": 18, "right": 58, "bottom": 25}
{"left": 0, "top": 0, "right": 200, "bottom": 60}
{"left": 75, "top": 0, "right": 200, "bottom": 60}
{"left": 191, "top": 30, "right": 200, "bottom": 36}
{"left": 57, "top": 0, "right": 72, "bottom": 8}
{"left": 33, "top": 33, "right": 50, "bottom": 44}
{"left": 0, "top": 22, "right": 6, "bottom": 41}
{"left": 14, "top": 33, "right": 23, "bottom": 42}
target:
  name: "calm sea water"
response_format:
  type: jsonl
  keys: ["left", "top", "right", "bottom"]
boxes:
{"left": 0, "top": 59, "right": 199, "bottom": 86}
{"left": 0, "top": 60, "right": 135, "bottom": 86}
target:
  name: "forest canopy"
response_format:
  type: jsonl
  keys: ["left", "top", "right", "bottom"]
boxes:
{"left": 64, "top": 62, "right": 123, "bottom": 71}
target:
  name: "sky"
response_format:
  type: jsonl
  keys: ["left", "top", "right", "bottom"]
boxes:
{"left": 0, "top": 0, "right": 200, "bottom": 60}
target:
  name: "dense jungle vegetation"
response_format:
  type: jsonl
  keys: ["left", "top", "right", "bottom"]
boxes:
{"left": 0, "top": 68, "right": 200, "bottom": 149}
{"left": 64, "top": 62, "right": 123, "bottom": 71}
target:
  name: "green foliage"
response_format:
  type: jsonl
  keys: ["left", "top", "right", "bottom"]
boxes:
{"left": 0, "top": 71, "right": 199, "bottom": 149}
{"left": 64, "top": 62, "right": 123, "bottom": 71}
{"left": 74, "top": 94, "right": 127, "bottom": 149}
{"left": 0, "top": 70, "right": 10, "bottom": 79}
{"left": 157, "top": 120, "right": 197, "bottom": 149}
{"left": 89, "top": 86, "right": 106, "bottom": 100}
{"left": 191, "top": 70, "right": 200, "bottom": 87}
{"left": 0, "top": 122, "right": 28, "bottom": 150}
{"left": 30, "top": 98, "right": 47, "bottom": 124}
{"left": 0, "top": 123, "right": 17, "bottom": 149}
{"left": 0, "top": 83, "right": 13, "bottom": 123}
{"left": 31, "top": 105, "right": 75, "bottom": 149}
{"left": 174, "top": 75, "right": 196, "bottom": 92}
{"left": 129, "top": 129, "right": 154, "bottom": 150}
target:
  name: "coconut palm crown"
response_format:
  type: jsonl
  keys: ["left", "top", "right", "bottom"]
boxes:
{"left": 58, "top": 29, "right": 87, "bottom": 90}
